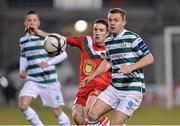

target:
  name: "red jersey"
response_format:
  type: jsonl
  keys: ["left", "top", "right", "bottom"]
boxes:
{"left": 66, "top": 36, "right": 111, "bottom": 97}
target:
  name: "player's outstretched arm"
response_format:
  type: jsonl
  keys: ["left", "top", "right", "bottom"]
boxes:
{"left": 25, "top": 25, "right": 68, "bottom": 41}
{"left": 39, "top": 51, "right": 68, "bottom": 68}
{"left": 119, "top": 53, "right": 154, "bottom": 74}
{"left": 47, "top": 51, "right": 68, "bottom": 65}
{"left": 82, "top": 59, "right": 112, "bottom": 87}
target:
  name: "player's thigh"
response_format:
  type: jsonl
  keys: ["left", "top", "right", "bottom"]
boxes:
{"left": 117, "top": 91, "right": 143, "bottom": 117}
{"left": 39, "top": 84, "right": 65, "bottom": 108}
{"left": 19, "top": 81, "right": 39, "bottom": 99}
{"left": 89, "top": 98, "right": 112, "bottom": 119}
{"left": 19, "top": 96, "right": 33, "bottom": 110}
{"left": 111, "top": 110, "right": 128, "bottom": 125}
{"left": 86, "top": 89, "right": 100, "bottom": 110}
{"left": 89, "top": 85, "right": 117, "bottom": 118}
{"left": 19, "top": 81, "right": 38, "bottom": 109}
{"left": 86, "top": 95, "right": 97, "bottom": 112}
{"left": 86, "top": 89, "right": 102, "bottom": 112}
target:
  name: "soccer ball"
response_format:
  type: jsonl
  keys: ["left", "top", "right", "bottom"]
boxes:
{"left": 44, "top": 33, "right": 66, "bottom": 56}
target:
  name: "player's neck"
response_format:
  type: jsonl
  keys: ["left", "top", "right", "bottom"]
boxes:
{"left": 95, "top": 42, "right": 105, "bottom": 47}
{"left": 113, "top": 28, "right": 125, "bottom": 37}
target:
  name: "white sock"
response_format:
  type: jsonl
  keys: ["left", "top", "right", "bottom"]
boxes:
{"left": 23, "top": 107, "right": 43, "bottom": 126}
{"left": 58, "top": 111, "right": 71, "bottom": 126}
{"left": 87, "top": 120, "right": 101, "bottom": 126}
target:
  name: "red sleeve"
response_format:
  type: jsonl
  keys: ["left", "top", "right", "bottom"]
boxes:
{"left": 66, "top": 36, "right": 85, "bottom": 49}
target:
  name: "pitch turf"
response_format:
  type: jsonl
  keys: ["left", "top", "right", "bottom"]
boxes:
{"left": 0, "top": 99, "right": 180, "bottom": 125}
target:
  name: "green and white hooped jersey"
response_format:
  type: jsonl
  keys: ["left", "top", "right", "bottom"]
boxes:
{"left": 20, "top": 34, "right": 58, "bottom": 84}
{"left": 105, "top": 29, "right": 151, "bottom": 93}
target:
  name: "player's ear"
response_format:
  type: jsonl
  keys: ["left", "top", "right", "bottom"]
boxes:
{"left": 122, "top": 19, "right": 127, "bottom": 26}
{"left": 24, "top": 20, "right": 28, "bottom": 27}
{"left": 106, "top": 31, "right": 109, "bottom": 38}
{"left": 37, "top": 20, "right": 41, "bottom": 28}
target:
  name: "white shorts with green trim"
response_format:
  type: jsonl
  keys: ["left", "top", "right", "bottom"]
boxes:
{"left": 98, "top": 85, "right": 143, "bottom": 117}
{"left": 19, "top": 81, "right": 65, "bottom": 108}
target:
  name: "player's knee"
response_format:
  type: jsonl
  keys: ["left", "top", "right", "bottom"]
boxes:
{"left": 110, "top": 119, "right": 124, "bottom": 125}
{"left": 110, "top": 115, "right": 127, "bottom": 125}
{"left": 88, "top": 110, "right": 99, "bottom": 121}
{"left": 53, "top": 113, "right": 59, "bottom": 118}
{"left": 18, "top": 102, "right": 29, "bottom": 111}
{"left": 52, "top": 108, "right": 62, "bottom": 118}
{"left": 73, "top": 112, "right": 86, "bottom": 125}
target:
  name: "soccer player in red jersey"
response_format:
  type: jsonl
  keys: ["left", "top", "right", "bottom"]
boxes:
{"left": 25, "top": 18, "right": 111, "bottom": 125}
{"left": 66, "top": 19, "right": 111, "bottom": 125}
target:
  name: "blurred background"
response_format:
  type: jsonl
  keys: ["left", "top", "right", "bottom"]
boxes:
{"left": 0, "top": 0, "right": 180, "bottom": 125}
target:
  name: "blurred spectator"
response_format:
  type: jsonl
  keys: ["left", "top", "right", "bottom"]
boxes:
{"left": 0, "top": 75, "right": 17, "bottom": 106}
{"left": 56, "top": 60, "right": 77, "bottom": 86}
{"left": 7, "top": 0, "right": 53, "bottom": 8}
{"left": 103, "top": 0, "right": 126, "bottom": 7}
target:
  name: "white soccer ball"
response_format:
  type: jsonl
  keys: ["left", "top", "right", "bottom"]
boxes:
{"left": 44, "top": 33, "right": 66, "bottom": 56}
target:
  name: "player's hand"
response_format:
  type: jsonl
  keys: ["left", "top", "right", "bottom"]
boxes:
{"left": 118, "top": 64, "right": 132, "bottom": 74}
{"left": 39, "top": 61, "right": 49, "bottom": 68}
{"left": 82, "top": 75, "right": 95, "bottom": 87}
{"left": 25, "top": 25, "right": 41, "bottom": 36}
{"left": 19, "top": 71, "right": 27, "bottom": 79}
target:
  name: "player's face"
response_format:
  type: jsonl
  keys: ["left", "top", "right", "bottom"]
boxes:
{"left": 24, "top": 14, "right": 40, "bottom": 28}
{"left": 93, "top": 23, "right": 108, "bottom": 46}
{"left": 108, "top": 13, "right": 126, "bottom": 36}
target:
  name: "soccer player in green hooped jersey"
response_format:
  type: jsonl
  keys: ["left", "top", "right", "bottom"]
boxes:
{"left": 83, "top": 8, "right": 154, "bottom": 125}
{"left": 18, "top": 10, "right": 71, "bottom": 126}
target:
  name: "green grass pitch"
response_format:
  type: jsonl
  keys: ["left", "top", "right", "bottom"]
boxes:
{"left": 0, "top": 99, "right": 180, "bottom": 125}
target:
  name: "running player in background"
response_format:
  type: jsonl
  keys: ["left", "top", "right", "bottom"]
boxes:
{"left": 83, "top": 8, "right": 154, "bottom": 125}
{"left": 26, "top": 18, "right": 111, "bottom": 125}
{"left": 18, "top": 10, "right": 71, "bottom": 126}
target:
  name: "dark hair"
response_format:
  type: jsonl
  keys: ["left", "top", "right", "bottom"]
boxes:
{"left": 25, "top": 10, "right": 40, "bottom": 19}
{"left": 94, "top": 18, "right": 108, "bottom": 32}
{"left": 108, "top": 8, "right": 126, "bottom": 20}
{"left": 26, "top": 10, "right": 38, "bottom": 15}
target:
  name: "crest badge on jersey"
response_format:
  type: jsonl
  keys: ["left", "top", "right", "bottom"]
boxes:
{"left": 83, "top": 59, "right": 96, "bottom": 75}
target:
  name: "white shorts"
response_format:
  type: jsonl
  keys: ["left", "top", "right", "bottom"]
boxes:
{"left": 19, "top": 81, "right": 65, "bottom": 108}
{"left": 98, "top": 85, "right": 143, "bottom": 117}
